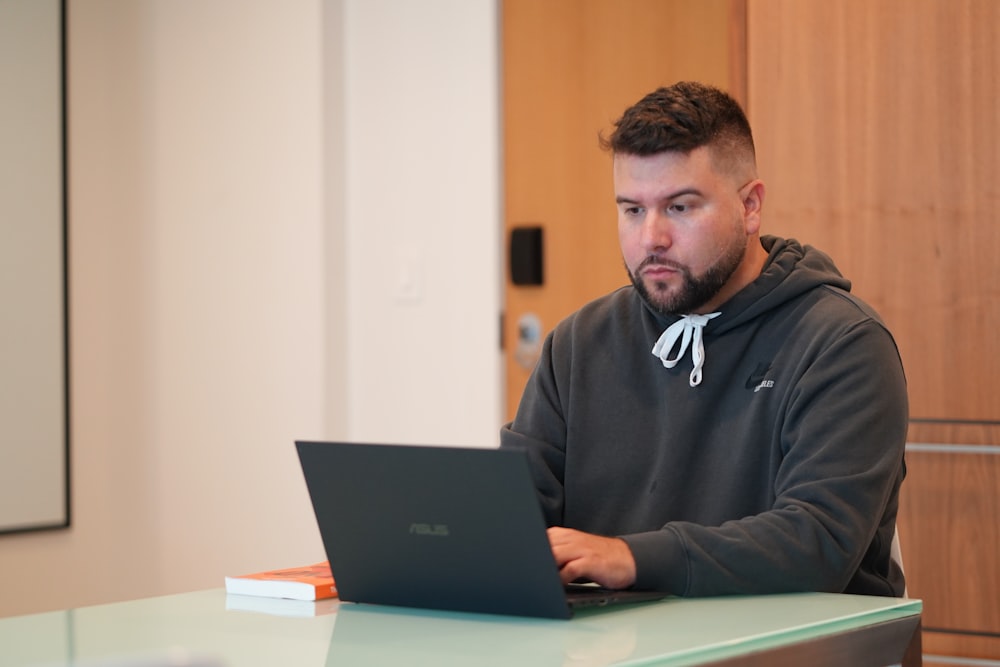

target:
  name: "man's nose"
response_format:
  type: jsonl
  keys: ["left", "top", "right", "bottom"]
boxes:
{"left": 642, "top": 211, "right": 673, "bottom": 251}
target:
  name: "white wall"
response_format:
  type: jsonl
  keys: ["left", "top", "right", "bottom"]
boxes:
{"left": 0, "top": 0, "right": 500, "bottom": 618}
{"left": 344, "top": 1, "right": 502, "bottom": 446}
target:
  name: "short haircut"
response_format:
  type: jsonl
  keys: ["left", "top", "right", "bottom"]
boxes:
{"left": 601, "top": 81, "right": 756, "bottom": 175}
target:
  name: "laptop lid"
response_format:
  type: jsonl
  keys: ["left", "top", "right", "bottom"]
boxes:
{"left": 295, "top": 441, "right": 661, "bottom": 619}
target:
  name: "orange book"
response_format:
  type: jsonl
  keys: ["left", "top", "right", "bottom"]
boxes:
{"left": 225, "top": 561, "right": 337, "bottom": 601}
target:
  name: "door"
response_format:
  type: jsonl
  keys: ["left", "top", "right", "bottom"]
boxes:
{"left": 502, "top": 0, "right": 748, "bottom": 420}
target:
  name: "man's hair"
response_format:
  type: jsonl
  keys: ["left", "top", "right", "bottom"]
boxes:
{"left": 601, "top": 82, "right": 756, "bottom": 172}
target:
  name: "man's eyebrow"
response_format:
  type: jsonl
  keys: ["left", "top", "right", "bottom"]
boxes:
{"left": 615, "top": 188, "right": 703, "bottom": 205}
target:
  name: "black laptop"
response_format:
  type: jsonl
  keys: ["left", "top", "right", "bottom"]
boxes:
{"left": 295, "top": 441, "right": 666, "bottom": 619}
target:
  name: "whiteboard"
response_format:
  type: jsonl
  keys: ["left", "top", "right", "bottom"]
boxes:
{"left": 0, "top": 0, "right": 69, "bottom": 534}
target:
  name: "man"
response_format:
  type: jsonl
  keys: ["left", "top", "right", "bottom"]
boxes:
{"left": 499, "top": 82, "right": 908, "bottom": 597}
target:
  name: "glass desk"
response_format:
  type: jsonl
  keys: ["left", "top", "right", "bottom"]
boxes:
{"left": 0, "top": 589, "right": 922, "bottom": 666}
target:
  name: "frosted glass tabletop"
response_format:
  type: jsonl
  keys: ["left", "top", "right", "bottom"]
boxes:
{"left": 0, "top": 589, "right": 921, "bottom": 667}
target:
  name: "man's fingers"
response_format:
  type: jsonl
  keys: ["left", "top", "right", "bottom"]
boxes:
{"left": 545, "top": 527, "right": 637, "bottom": 589}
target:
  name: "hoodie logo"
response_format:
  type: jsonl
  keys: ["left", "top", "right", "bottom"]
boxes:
{"left": 746, "top": 362, "right": 775, "bottom": 393}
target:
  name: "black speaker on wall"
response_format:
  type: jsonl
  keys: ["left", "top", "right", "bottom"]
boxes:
{"left": 510, "top": 226, "right": 544, "bottom": 286}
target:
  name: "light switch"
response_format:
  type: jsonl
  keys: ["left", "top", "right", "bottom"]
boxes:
{"left": 395, "top": 246, "right": 423, "bottom": 303}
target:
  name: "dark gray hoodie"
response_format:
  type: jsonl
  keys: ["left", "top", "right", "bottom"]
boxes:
{"left": 500, "top": 236, "right": 908, "bottom": 597}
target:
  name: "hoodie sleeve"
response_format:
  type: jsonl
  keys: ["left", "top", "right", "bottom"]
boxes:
{"left": 500, "top": 329, "right": 568, "bottom": 527}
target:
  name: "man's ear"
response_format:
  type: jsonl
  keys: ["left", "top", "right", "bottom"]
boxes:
{"left": 742, "top": 180, "right": 765, "bottom": 233}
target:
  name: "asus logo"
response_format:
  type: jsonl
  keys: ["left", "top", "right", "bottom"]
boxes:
{"left": 409, "top": 522, "right": 450, "bottom": 537}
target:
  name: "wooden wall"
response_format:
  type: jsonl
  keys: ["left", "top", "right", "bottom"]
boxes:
{"left": 746, "top": 0, "right": 1000, "bottom": 662}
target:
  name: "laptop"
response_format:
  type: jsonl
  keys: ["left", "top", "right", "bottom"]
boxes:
{"left": 295, "top": 441, "right": 667, "bottom": 619}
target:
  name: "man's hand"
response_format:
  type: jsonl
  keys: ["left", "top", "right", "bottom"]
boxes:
{"left": 547, "top": 526, "right": 637, "bottom": 589}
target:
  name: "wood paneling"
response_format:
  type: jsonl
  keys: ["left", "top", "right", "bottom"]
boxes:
{"left": 746, "top": 0, "right": 1000, "bottom": 660}
{"left": 502, "top": 0, "right": 746, "bottom": 420}
{"left": 908, "top": 422, "right": 1000, "bottom": 447}
{"left": 897, "top": 448, "right": 1000, "bottom": 633}
{"left": 923, "top": 631, "right": 1000, "bottom": 665}
{"left": 746, "top": 0, "right": 1000, "bottom": 422}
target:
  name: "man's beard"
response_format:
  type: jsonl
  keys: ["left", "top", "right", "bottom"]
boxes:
{"left": 628, "top": 239, "right": 746, "bottom": 316}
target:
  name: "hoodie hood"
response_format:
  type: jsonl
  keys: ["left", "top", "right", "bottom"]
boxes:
{"left": 710, "top": 236, "right": 852, "bottom": 334}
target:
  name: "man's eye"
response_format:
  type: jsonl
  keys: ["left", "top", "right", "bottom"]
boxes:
{"left": 670, "top": 203, "right": 689, "bottom": 213}
{"left": 625, "top": 207, "right": 643, "bottom": 216}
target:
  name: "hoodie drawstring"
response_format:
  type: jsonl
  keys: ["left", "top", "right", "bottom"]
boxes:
{"left": 651, "top": 312, "right": 721, "bottom": 387}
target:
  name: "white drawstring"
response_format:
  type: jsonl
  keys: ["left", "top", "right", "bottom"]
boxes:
{"left": 651, "top": 312, "right": 721, "bottom": 387}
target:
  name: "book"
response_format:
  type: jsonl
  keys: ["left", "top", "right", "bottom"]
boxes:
{"left": 224, "top": 561, "right": 338, "bottom": 601}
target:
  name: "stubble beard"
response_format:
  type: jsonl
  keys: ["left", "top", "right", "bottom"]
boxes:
{"left": 628, "top": 238, "right": 747, "bottom": 317}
